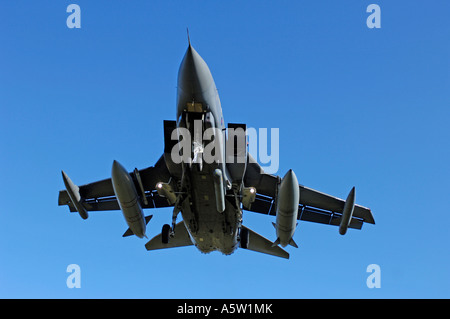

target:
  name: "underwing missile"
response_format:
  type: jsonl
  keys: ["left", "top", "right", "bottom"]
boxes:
{"left": 339, "top": 187, "right": 356, "bottom": 235}
{"left": 61, "top": 170, "right": 88, "bottom": 220}
{"left": 213, "top": 168, "right": 225, "bottom": 213}
{"left": 274, "top": 169, "right": 299, "bottom": 248}
{"left": 111, "top": 160, "right": 147, "bottom": 238}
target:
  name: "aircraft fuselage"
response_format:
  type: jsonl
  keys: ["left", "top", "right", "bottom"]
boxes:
{"left": 174, "top": 44, "right": 240, "bottom": 255}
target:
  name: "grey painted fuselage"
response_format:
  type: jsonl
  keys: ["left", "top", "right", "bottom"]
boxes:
{"left": 175, "top": 44, "right": 239, "bottom": 255}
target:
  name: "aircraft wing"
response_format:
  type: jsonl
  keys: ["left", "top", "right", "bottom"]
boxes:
{"left": 243, "top": 154, "right": 375, "bottom": 230}
{"left": 58, "top": 155, "right": 173, "bottom": 213}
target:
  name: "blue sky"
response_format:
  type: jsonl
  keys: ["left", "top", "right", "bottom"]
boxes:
{"left": 0, "top": 1, "right": 449, "bottom": 298}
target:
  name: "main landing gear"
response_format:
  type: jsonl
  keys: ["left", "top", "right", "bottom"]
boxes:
{"left": 161, "top": 224, "right": 175, "bottom": 244}
{"left": 239, "top": 227, "right": 249, "bottom": 249}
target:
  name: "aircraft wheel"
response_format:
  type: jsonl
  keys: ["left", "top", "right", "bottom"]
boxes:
{"left": 162, "top": 224, "right": 171, "bottom": 244}
{"left": 240, "top": 227, "right": 249, "bottom": 249}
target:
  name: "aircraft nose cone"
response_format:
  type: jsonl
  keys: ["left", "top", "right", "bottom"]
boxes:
{"left": 177, "top": 44, "right": 214, "bottom": 97}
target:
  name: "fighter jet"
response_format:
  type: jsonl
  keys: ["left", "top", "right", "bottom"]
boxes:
{"left": 58, "top": 41, "right": 375, "bottom": 259}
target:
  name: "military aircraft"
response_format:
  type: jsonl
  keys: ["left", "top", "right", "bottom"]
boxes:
{"left": 58, "top": 40, "right": 375, "bottom": 259}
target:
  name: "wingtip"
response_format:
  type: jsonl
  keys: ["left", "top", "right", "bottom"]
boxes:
{"left": 368, "top": 208, "right": 375, "bottom": 225}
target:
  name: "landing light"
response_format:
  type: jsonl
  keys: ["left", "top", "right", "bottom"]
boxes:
{"left": 242, "top": 187, "right": 257, "bottom": 209}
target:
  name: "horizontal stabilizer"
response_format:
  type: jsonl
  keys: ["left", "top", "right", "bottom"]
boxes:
{"left": 145, "top": 221, "right": 193, "bottom": 251}
{"left": 241, "top": 226, "right": 289, "bottom": 259}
